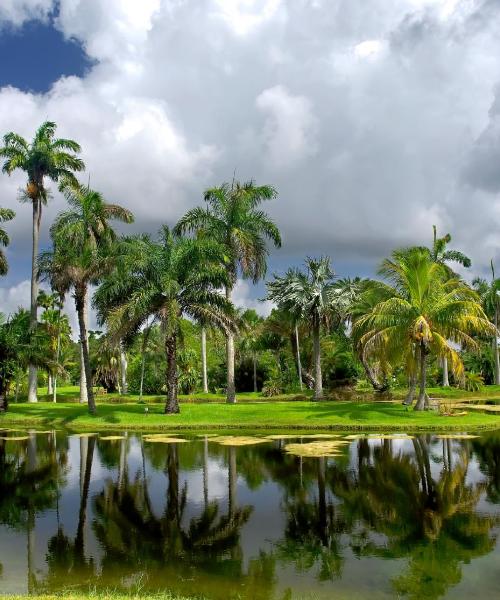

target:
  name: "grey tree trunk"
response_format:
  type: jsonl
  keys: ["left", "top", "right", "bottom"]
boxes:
{"left": 312, "top": 319, "right": 323, "bottom": 400}
{"left": 253, "top": 353, "right": 258, "bottom": 393}
{"left": 47, "top": 373, "right": 53, "bottom": 396}
{"left": 53, "top": 311, "right": 61, "bottom": 403}
{"left": 165, "top": 332, "right": 180, "bottom": 414}
{"left": 201, "top": 327, "right": 208, "bottom": 394}
{"left": 75, "top": 285, "right": 96, "bottom": 414}
{"left": 295, "top": 325, "right": 303, "bottom": 391}
{"left": 203, "top": 435, "right": 209, "bottom": 508}
{"left": 225, "top": 286, "right": 236, "bottom": 404}
{"left": 27, "top": 199, "right": 41, "bottom": 403}
{"left": 414, "top": 344, "right": 428, "bottom": 411}
{"left": 79, "top": 288, "right": 89, "bottom": 404}
{"left": 120, "top": 342, "right": 128, "bottom": 394}
{"left": 494, "top": 307, "right": 500, "bottom": 385}
{"left": 442, "top": 356, "right": 450, "bottom": 387}
{"left": 403, "top": 373, "right": 417, "bottom": 406}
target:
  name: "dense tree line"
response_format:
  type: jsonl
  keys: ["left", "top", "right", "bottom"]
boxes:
{"left": 0, "top": 122, "right": 498, "bottom": 414}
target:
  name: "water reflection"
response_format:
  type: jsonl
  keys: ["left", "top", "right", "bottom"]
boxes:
{"left": 0, "top": 430, "right": 499, "bottom": 599}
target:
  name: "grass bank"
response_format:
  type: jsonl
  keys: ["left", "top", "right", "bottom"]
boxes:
{"left": 1, "top": 400, "right": 500, "bottom": 432}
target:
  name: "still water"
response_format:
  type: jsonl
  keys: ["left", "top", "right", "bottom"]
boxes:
{"left": 0, "top": 429, "right": 499, "bottom": 599}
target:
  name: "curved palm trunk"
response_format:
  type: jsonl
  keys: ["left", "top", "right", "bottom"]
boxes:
{"left": 201, "top": 327, "right": 208, "bottom": 394}
{"left": 75, "top": 284, "right": 96, "bottom": 414}
{"left": 493, "top": 307, "right": 500, "bottom": 385}
{"left": 225, "top": 286, "right": 236, "bottom": 404}
{"left": 414, "top": 344, "right": 428, "bottom": 411}
{"left": 312, "top": 319, "right": 323, "bottom": 400}
{"left": 165, "top": 332, "right": 180, "bottom": 414}
{"left": 403, "top": 373, "right": 417, "bottom": 406}
{"left": 359, "top": 352, "right": 389, "bottom": 393}
{"left": 295, "top": 325, "right": 303, "bottom": 391}
{"left": 27, "top": 198, "right": 42, "bottom": 404}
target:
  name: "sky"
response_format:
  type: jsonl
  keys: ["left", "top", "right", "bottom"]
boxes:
{"left": 1, "top": 0, "right": 500, "bottom": 328}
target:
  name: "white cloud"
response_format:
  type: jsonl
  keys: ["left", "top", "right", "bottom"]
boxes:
{"left": 1, "top": 0, "right": 500, "bottom": 303}
{"left": 0, "top": 0, "right": 52, "bottom": 26}
{"left": 232, "top": 280, "right": 274, "bottom": 316}
{"left": 212, "top": 0, "right": 283, "bottom": 36}
{"left": 256, "top": 85, "right": 318, "bottom": 168}
{"left": 0, "top": 280, "right": 31, "bottom": 317}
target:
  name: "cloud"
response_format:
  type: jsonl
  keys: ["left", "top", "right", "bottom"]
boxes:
{"left": 0, "top": 0, "right": 52, "bottom": 27}
{"left": 1, "top": 0, "right": 500, "bottom": 306}
{"left": 232, "top": 280, "right": 274, "bottom": 317}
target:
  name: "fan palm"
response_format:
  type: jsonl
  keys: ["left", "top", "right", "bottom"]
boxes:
{"left": 174, "top": 179, "right": 281, "bottom": 403}
{"left": 354, "top": 248, "right": 495, "bottom": 410}
{"left": 0, "top": 122, "right": 84, "bottom": 402}
{"left": 39, "top": 182, "right": 133, "bottom": 414}
{"left": 94, "top": 228, "right": 236, "bottom": 414}
{"left": 266, "top": 257, "right": 350, "bottom": 400}
{"left": 0, "top": 207, "right": 15, "bottom": 275}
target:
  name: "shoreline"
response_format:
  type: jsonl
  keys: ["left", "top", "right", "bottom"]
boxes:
{"left": 2, "top": 401, "right": 500, "bottom": 433}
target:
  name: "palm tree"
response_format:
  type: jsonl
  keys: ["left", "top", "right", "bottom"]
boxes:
{"left": 0, "top": 207, "right": 14, "bottom": 276}
{"left": 94, "top": 228, "right": 235, "bottom": 414}
{"left": 473, "top": 261, "right": 500, "bottom": 385}
{"left": 239, "top": 309, "right": 264, "bottom": 392}
{"left": 266, "top": 257, "right": 350, "bottom": 400}
{"left": 0, "top": 122, "right": 84, "bottom": 403}
{"left": 428, "top": 226, "right": 471, "bottom": 386}
{"left": 174, "top": 179, "right": 281, "bottom": 403}
{"left": 354, "top": 248, "right": 494, "bottom": 410}
{"left": 39, "top": 183, "right": 133, "bottom": 414}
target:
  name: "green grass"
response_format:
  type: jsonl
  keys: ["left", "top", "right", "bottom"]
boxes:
{"left": 2, "top": 399, "right": 500, "bottom": 432}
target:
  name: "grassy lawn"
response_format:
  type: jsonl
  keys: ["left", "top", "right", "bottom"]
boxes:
{"left": 2, "top": 399, "right": 500, "bottom": 432}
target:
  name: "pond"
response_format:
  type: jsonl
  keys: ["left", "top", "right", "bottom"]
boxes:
{"left": 0, "top": 429, "right": 499, "bottom": 599}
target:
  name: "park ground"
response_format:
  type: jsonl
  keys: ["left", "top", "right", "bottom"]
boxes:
{"left": 2, "top": 385, "right": 500, "bottom": 432}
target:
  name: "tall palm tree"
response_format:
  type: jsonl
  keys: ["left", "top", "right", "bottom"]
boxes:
{"left": 0, "top": 122, "right": 84, "bottom": 402}
{"left": 94, "top": 228, "right": 236, "bottom": 414}
{"left": 428, "top": 226, "right": 471, "bottom": 386}
{"left": 473, "top": 261, "right": 500, "bottom": 385}
{"left": 39, "top": 183, "right": 133, "bottom": 414}
{"left": 0, "top": 207, "right": 15, "bottom": 276}
{"left": 354, "top": 248, "right": 494, "bottom": 410}
{"left": 174, "top": 179, "right": 281, "bottom": 403}
{"left": 266, "top": 257, "right": 349, "bottom": 400}
{"left": 239, "top": 309, "right": 264, "bottom": 393}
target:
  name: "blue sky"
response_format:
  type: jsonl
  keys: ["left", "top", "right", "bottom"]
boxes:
{"left": 0, "top": 18, "right": 90, "bottom": 93}
{"left": 1, "top": 0, "right": 500, "bottom": 324}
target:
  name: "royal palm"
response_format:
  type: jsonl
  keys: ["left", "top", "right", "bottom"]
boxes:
{"left": 0, "top": 122, "right": 84, "bottom": 402}
{"left": 39, "top": 182, "right": 133, "bottom": 414}
{"left": 174, "top": 180, "right": 281, "bottom": 403}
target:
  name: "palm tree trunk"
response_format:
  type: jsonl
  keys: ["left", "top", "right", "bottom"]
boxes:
{"left": 403, "top": 372, "right": 417, "bottom": 406}
{"left": 442, "top": 356, "right": 450, "bottom": 387}
{"left": 359, "top": 352, "right": 389, "bottom": 392}
{"left": 27, "top": 199, "right": 41, "bottom": 404}
{"left": 201, "top": 327, "right": 208, "bottom": 394}
{"left": 225, "top": 286, "right": 236, "bottom": 404}
{"left": 75, "top": 285, "right": 96, "bottom": 414}
{"left": 494, "top": 307, "right": 500, "bottom": 385}
{"left": 47, "top": 373, "right": 53, "bottom": 396}
{"left": 79, "top": 290, "right": 89, "bottom": 404}
{"left": 253, "top": 352, "right": 258, "bottom": 392}
{"left": 414, "top": 344, "right": 427, "bottom": 411}
{"left": 228, "top": 446, "right": 237, "bottom": 521}
{"left": 120, "top": 341, "right": 128, "bottom": 394}
{"left": 312, "top": 319, "right": 323, "bottom": 400}
{"left": 203, "top": 435, "right": 209, "bottom": 508}
{"left": 53, "top": 312, "right": 61, "bottom": 403}
{"left": 165, "top": 332, "right": 180, "bottom": 414}
{"left": 295, "top": 325, "right": 303, "bottom": 391}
